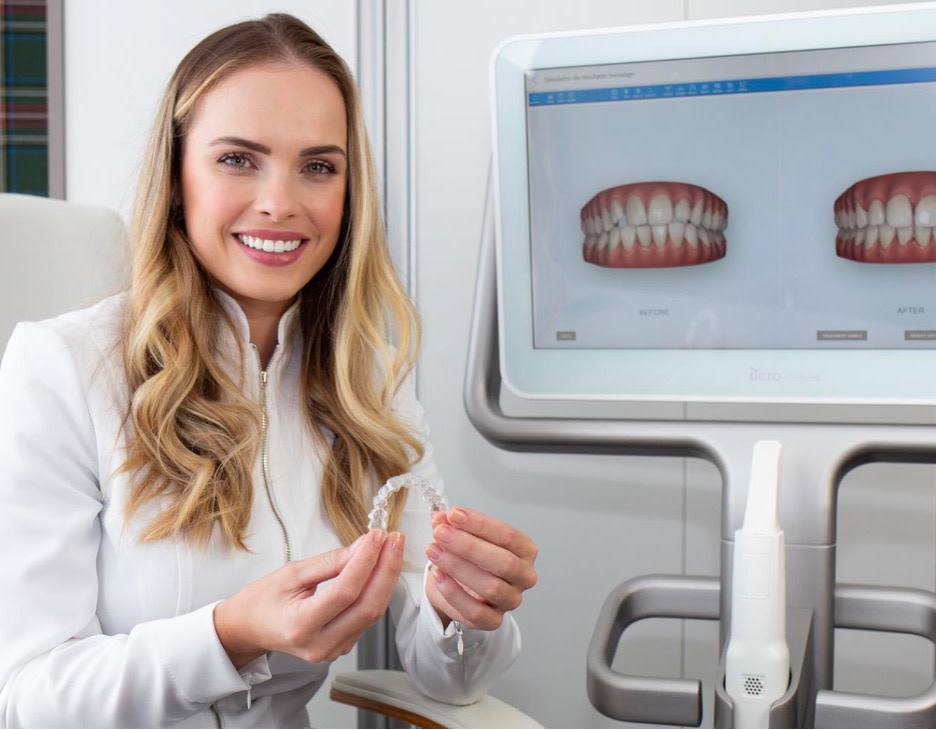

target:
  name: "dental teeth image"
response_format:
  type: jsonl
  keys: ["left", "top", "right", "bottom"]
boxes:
{"left": 581, "top": 181, "right": 728, "bottom": 268}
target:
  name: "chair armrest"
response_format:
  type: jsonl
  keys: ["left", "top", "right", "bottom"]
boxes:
{"left": 329, "top": 669, "right": 541, "bottom": 729}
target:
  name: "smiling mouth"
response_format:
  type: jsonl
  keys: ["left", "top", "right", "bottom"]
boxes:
{"left": 236, "top": 233, "right": 305, "bottom": 253}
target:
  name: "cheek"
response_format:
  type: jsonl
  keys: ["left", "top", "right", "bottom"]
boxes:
{"left": 311, "top": 188, "right": 347, "bottom": 236}
{"left": 183, "top": 174, "right": 246, "bottom": 241}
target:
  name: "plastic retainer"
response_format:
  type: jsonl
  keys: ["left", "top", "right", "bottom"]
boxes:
{"left": 367, "top": 473, "right": 448, "bottom": 531}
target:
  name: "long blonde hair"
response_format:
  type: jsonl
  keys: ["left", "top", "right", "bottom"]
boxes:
{"left": 121, "top": 14, "right": 421, "bottom": 549}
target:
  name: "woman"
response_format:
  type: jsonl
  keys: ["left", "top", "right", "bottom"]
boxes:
{"left": 0, "top": 14, "right": 537, "bottom": 728}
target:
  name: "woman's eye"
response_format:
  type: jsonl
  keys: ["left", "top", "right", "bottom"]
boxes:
{"left": 218, "top": 152, "right": 252, "bottom": 169}
{"left": 304, "top": 160, "right": 336, "bottom": 176}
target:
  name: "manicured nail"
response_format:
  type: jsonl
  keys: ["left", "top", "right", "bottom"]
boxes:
{"left": 436, "top": 525, "right": 454, "bottom": 543}
{"left": 390, "top": 532, "right": 405, "bottom": 551}
{"left": 433, "top": 566, "right": 448, "bottom": 583}
{"left": 426, "top": 543, "right": 443, "bottom": 561}
{"left": 450, "top": 508, "right": 468, "bottom": 524}
{"left": 371, "top": 528, "right": 387, "bottom": 546}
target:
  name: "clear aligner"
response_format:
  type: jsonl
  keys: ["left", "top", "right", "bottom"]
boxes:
{"left": 368, "top": 473, "right": 448, "bottom": 531}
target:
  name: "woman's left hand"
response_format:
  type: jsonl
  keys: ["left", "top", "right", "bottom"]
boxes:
{"left": 425, "top": 507, "right": 538, "bottom": 631}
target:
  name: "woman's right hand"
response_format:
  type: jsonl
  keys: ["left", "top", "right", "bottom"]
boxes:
{"left": 213, "top": 529, "right": 405, "bottom": 668}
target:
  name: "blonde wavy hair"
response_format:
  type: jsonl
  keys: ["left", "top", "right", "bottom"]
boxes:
{"left": 120, "top": 14, "right": 421, "bottom": 549}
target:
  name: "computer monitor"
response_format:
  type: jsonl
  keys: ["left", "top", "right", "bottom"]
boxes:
{"left": 490, "top": 3, "right": 936, "bottom": 423}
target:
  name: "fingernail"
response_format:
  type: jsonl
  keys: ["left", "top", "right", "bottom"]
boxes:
{"left": 433, "top": 565, "right": 448, "bottom": 583}
{"left": 371, "top": 528, "right": 387, "bottom": 546}
{"left": 436, "top": 525, "right": 454, "bottom": 543}
{"left": 426, "top": 543, "right": 443, "bottom": 561}
{"left": 450, "top": 508, "right": 468, "bottom": 524}
{"left": 390, "top": 532, "right": 405, "bottom": 551}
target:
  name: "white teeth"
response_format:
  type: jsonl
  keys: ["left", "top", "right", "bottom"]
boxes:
{"left": 669, "top": 221, "right": 685, "bottom": 247}
{"left": 865, "top": 226, "right": 879, "bottom": 249}
{"left": 867, "top": 199, "right": 885, "bottom": 226}
{"left": 608, "top": 226, "right": 621, "bottom": 252}
{"left": 855, "top": 227, "right": 866, "bottom": 247}
{"left": 879, "top": 224, "right": 895, "bottom": 249}
{"left": 601, "top": 207, "right": 614, "bottom": 232}
{"left": 855, "top": 204, "right": 867, "bottom": 228}
{"left": 610, "top": 198, "right": 626, "bottom": 225}
{"left": 916, "top": 195, "right": 936, "bottom": 226}
{"left": 626, "top": 196, "right": 648, "bottom": 226}
{"left": 652, "top": 224, "right": 668, "bottom": 248}
{"left": 674, "top": 198, "right": 691, "bottom": 223}
{"left": 886, "top": 194, "right": 913, "bottom": 228}
{"left": 699, "top": 228, "right": 712, "bottom": 247}
{"left": 690, "top": 198, "right": 704, "bottom": 226}
{"left": 597, "top": 231, "right": 609, "bottom": 252}
{"left": 636, "top": 224, "right": 652, "bottom": 247}
{"left": 647, "top": 195, "right": 673, "bottom": 225}
{"left": 847, "top": 208, "right": 856, "bottom": 229}
{"left": 701, "top": 207, "right": 713, "bottom": 230}
{"left": 917, "top": 225, "right": 932, "bottom": 245}
{"left": 238, "top": 234, "right": 302, "bottom": 253}
{"left": 897, "top": 225, "right": 914, "bottom": 246}
{"left": 711, "top": 208, "right": 724, "bottom": 231}
{"left": 685, "top": 223, "right": 699, "bottom": 248}
{"left": 621, "top": 226, "right": 636, "bottom": 251}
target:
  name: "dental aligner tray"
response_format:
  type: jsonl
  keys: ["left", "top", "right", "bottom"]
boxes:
{"left": 367, "top": 473, "right": 448, "bottom": 531}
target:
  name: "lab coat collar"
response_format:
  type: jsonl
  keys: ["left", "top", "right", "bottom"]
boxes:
{"left": 212, "top": 287, "right": 302, "bottom": 373}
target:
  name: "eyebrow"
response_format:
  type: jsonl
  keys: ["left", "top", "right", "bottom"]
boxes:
{"left": 209, "top": 136, "right": 347, "bottom": 158}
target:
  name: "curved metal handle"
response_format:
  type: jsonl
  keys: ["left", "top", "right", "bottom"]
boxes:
{"left": 814, "top": 584, "right": 936, "bottom": 728}
{"left": 586, "top": 575, "right": 720, "bottom": 727}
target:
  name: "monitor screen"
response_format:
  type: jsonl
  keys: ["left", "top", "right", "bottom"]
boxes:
{"left": 491, "top": 4, "right": 936, "bottom": 416}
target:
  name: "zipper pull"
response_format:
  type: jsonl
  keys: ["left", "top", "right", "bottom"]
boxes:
{"left": 454, "top": 621, "right": 464, "bottom": 656}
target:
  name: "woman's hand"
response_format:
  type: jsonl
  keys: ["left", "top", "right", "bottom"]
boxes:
{"left": 425, "top": 508, "right": 538, "bottom": 631}
{"left": 213, "top": 529, "right": 404, "bottom": 668}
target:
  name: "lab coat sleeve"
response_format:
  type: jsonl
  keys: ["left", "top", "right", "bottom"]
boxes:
{"left": 387, "top": 378, "right": 521, "bottom": 705}
{"left": 0, "top": 322, "right": 266, "bottom": 728}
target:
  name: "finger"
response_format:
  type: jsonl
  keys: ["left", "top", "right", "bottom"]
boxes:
{"left": 313, "top": 529, "right": 388, "bottom": 623}
{"left": 283, "top": 534, "right": 366, "bottom": 598}
{"left": 444, "top": 508, "right": 538, "bottom": 561}
{"left": 426, "top": 541, "right": 522, "bottom": 612}
{"left": 319, "top": 532, "right": 405, "bottom": 643}
{"left": 427, "top": 565, "right": 504, "bottom": 631}
{"left": 433, "top": 522, "right": 537, "bottom": 590}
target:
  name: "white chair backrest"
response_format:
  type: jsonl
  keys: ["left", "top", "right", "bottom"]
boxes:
{"left": 0, "top": 193, "right": 128, "bottom": 353}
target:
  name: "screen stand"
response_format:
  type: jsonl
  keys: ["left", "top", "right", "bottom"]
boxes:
{"left": 466, "top": 170, "right": 936, "bottom": 727}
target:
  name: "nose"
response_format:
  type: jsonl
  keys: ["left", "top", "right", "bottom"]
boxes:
{"left": 255, "top": 168, "right": 298, "bottom": 222}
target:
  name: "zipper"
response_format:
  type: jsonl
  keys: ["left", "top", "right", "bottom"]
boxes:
{"left": 454, "top": 620, "right": 465, "bottom": 657}
{"left": 251, "top": 344, "right": 292, "bottom": 564}
{"left": 210, "top": 703, "right": 223, "bottom": 728}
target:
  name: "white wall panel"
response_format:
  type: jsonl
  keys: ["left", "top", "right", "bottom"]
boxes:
{"left": 63, "top": 1, "right": 356, "bottom": 221}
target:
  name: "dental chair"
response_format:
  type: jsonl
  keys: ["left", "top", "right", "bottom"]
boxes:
{"left": 0, "top": 192, "right": 540, "bottom": 730}
{"left": 0, "top": 192, "right": 127, "bottom": 351}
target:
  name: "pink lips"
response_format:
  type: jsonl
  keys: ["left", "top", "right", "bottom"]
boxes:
{"left": 234, "top": 228, "right": 309, "bottom": 267}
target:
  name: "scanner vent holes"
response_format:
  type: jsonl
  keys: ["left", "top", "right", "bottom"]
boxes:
{"left": 742, "top": 675, "right": 765, "bottom": 696}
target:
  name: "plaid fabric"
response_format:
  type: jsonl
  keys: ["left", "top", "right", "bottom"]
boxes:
{"left": 0, "top": 0, "right": 47, "bottom": 195}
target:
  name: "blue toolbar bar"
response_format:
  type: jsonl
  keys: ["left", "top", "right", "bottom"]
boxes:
{"left": 528, "top": 66, "right": 936, "bottom": 106}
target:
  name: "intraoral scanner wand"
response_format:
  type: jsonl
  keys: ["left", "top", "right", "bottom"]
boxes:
{"left": 725, "top": 440, "right": 790, "bottom": 728}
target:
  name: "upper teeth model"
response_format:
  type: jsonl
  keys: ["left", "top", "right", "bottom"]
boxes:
{"left": 834, "top": 171, "right": 936, "bottom": 264}
{"left": 580, "top": 181, "right": 728, "bottom": 268}
{"left": 237, "top": 234, "right": 302, "bottom": 253}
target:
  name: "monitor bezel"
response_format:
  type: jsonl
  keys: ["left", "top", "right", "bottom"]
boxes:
{"left": 490, "top": 3, "right": 936, "bottom": 423}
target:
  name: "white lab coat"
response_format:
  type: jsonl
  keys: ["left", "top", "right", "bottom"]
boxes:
{"left": 0, "top": 291, "right": 520, "bottom": 728}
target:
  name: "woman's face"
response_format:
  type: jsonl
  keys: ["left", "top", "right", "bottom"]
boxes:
{"left": 180, "top": 62, "right": 348, "bottom": 319}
